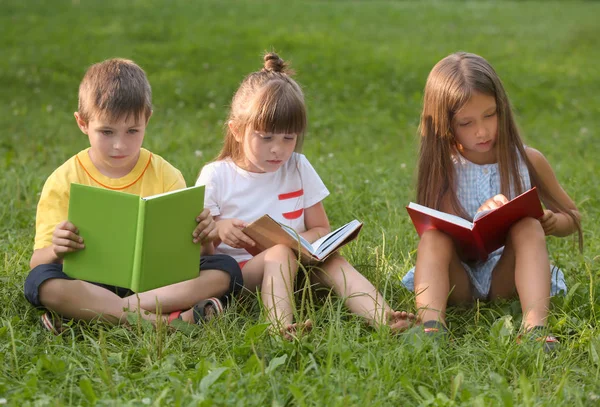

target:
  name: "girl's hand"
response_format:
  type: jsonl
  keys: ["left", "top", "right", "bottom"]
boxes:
{"left": 216, "top": 218, "right": 256, "bottom": 248}
{"left": 193, "top": 208, "right": 217, "bottom": 244}
{"left": 52, "top": 220, "right": 84, "bottom": 258}
{"left": 539, "top": 209, "right": 558, "bottom": 235}
{"left": 477, "top": 194, "right": 509, "bottom": 213}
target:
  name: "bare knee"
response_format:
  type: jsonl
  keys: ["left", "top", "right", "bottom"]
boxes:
{"left": 264, "top": 244, "right": 299, "bottom": 277}
{"left": 417, "top": 229, "right": 455, "bottom": 260}
{"left": 509, "top": 217, "right": 545, "bottom": 245}
{"left": 264, "top": 244, "right": 296, "bottom": 262}
{"left": 419, "top": 229, "right": 454, "bottom": 248}
{"left": 38, "top": 278, "right": 72, "bottom": 308}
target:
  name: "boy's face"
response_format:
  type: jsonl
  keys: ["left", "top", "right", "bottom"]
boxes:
{"left": 75, "top": 112, "right": 149, "bottom": 178}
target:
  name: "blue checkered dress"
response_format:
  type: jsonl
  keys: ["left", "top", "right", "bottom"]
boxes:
{"left": 401, "top": 153, "right": 566, "bottom": 299}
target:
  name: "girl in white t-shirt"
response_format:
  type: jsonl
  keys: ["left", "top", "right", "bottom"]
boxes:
{"left": 196, "top": 53, "right": 415, "bottom": 338}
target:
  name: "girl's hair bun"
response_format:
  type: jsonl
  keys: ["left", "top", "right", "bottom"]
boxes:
{"left": 263, "top": 52, "right": 287, "bottom": 74}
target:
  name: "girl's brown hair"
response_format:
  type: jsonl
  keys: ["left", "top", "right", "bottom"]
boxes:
{"left": 216, "top": 52, "right": 306, "bottom": 163}
{"left": 417, "top": 52, "right": 582, "bottom": 249}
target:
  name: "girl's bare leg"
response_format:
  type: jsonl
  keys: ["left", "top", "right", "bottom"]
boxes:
{"left": 311, "top": 254, "right": 414, "bottom": 332}
{"left": 241, "top": 245, "right": 302, "bottom": 334}
{"left": 489, "top": 217, "right": 551, "bottom": 329}
{"left": 413, "top": 229, "right": 471, "bottom": 325}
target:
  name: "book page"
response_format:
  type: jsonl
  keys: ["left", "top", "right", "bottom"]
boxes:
{"left": 311, "top": 220, "right": 359, "bottom": 254}
{"left": 407, "top": 202, "right": 474, "bottom": 229}
{"left": 280, "top": 224, "right": 315, "bottom": 254}
{"left": 473, "top": 209, "right": 491, "bottom": 222}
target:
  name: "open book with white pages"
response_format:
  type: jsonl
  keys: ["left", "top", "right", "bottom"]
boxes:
{"left": 242, "top": 214, "right": 363, "bottom": 263}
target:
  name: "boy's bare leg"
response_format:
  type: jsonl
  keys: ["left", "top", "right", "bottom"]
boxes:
{"left": 489, "top": 217, "right": 551, "bottom": 329}
{"left": 312, "top": 254, "right": 414, "bottom": 332}
{"left": 38, "top": 279, "right": 160, "bottom": 324}
{"left": 413, "top": 229, "right": 472, "bottom": 325}
{"left": 131, "top": 269, "right": 230, "bottom": 313}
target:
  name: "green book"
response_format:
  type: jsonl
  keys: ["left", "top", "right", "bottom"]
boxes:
{"left": 63, "top": 183, "right": 205, "bottom": 293}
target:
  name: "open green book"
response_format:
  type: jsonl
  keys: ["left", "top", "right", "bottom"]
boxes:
{"left": 63, "top": 184, "right": 204, "bottom": 292}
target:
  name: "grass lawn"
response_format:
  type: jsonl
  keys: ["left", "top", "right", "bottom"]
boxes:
{"left": 1, "top": 0, "right": 599, "bottom": 405}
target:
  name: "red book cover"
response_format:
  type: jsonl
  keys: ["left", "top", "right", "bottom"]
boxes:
{"left": 406, "top": 187, "right": 543, "bottom": 261}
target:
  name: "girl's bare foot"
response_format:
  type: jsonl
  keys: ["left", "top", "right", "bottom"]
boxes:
{"left": 280, "top": 319, "right": 313, "bottom": 340}
{"left": 387, "top": 310, "right": 417, "bottom": 333}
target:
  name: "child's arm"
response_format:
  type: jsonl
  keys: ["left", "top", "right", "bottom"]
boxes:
{"left": 526, "top": 147, "right": 581, "bottom": 237}
{"left": 192, "top": 208, "right": 218, "bottom": 255}
{"left": 29, "top": 221, "right": 85, "bottom": 269}
{"left": 215, "top": 217, "right": 256, "bottom": 249}
{"left": 300, "top": 202, "right": 331, "bottom": 243}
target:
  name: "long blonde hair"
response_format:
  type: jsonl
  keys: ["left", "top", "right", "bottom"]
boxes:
{"left": 417, "top": 52, "right": 582, "bottom": 249}
{"left": 216, "top": 52, "right": 306, "bottom": 163}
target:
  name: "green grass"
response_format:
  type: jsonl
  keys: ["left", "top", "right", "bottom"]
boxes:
{"left": 1, "top": 0, "right": 600, "bottom": 405}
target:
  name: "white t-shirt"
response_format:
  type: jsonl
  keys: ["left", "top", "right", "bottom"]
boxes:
{"left": 196, "top": 153, "right": 330, "bottom": 261}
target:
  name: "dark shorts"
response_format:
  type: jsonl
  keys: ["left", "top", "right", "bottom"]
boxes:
{"left": 24, "top": 254, "right": 243, "bottom": 308}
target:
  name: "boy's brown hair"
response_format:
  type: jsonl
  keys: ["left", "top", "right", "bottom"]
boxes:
{"left": 77, "top": 58, "right": 152, "bottom": 123}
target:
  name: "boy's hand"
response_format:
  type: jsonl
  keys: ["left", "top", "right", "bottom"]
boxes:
{"left": 193, "top": 208, "right": 218, "bottom": 244}
{"left": 216, "top": 218, "right": 256, "bottom": 249}
{"left": 477, "top": 194, "right": 509, "bottom": 213}
{"left": 52, "top": 221, "right": 84, "bottom": 258}
{"left": 539, "top": 209, "right": 558, "bottom": 235}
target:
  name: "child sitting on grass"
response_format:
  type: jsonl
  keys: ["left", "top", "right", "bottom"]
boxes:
{"left": 24, "top": 58, "right": 242, "bottom": 334}
{"left": 196, "top": 52, "right": 415, "bottom": 338}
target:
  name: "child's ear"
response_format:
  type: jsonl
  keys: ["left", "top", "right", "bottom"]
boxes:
{"left": 74, "top": 112, "right": 88, "bottom": 134}
{"left": 228, "top": 120, "right": 243, "bottom": 143}
{"left": 145, "top": 110, "right": 153, "bottom": 125}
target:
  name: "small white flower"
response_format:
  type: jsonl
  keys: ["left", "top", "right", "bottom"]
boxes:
{"left": 142, "top": 398, "right": 151, "bottom": 405}
{"left": 400, "top": 163, "right": 406, "bottom": 169}
{"left": 195, "top": 150, "right": 203, "bottom": 157}
{"left": 580, "top": 127, "right": 589, "bottom": 134}
{"left": 209, "top": 103, "right": 216, "bottom": 109}
{"left": 46, "top": 105, "right": 53, "bottom": 112}
{"left": 364, "top": 179, "right": 370, "bottom": 184}
{"left": 0, "top": 398, "right": 7, "bottom": 405}
{"left": 328, "top": 153, "right": 334, "bottom": 158}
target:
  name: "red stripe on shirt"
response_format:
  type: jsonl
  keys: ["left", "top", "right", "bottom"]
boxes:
{"left": 278, "top": 189, "right": 304, "bottom": 200}
{"left": 282, "top": 208, "right": 304, "bottom": 219}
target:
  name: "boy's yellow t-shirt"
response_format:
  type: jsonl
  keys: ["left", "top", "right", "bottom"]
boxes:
{"left": 34, "top": 147, "right": 186, "bottom": 251}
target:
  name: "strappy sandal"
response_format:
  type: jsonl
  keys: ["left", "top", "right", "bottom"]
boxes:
{"left": 40, "top": 312, "right": 70, "bottom": 335}
{"left": 168, "top": 297, "right": 224, "bottom": 325}
{"left": 516, "top": 325, "right": 559, "bottom": 353}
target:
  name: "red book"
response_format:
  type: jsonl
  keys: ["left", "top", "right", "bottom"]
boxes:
{"left": 406, "top": 187, "right": 544, "bottom": 261}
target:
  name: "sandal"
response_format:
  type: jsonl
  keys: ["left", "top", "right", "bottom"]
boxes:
{"left": 40, "top": 312, "right": 70, "bottom": 335}
{"left": 516, "top": 325, "right": 559, "bottom": 353}
{"left": 422, "top": 320, "right": 448, "bottom": 337}
{"left": 168, "top": 297, "right": 224, "bottom": 325}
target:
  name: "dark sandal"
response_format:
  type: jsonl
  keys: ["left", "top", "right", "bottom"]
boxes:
{"left": 168, "top": 297, "right": 224, "bottom": 325}
{"left": 422, "top": 320, "right": 449, "bottom": 337}
{"left": 192, "top": 297, "right": 224, "bottom": 324}
{"left": 517, "top": 326, "right": 559, "bottom": 353}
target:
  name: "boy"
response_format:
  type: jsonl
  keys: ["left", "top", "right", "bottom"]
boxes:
{"left": 24, "top": 58, "right": 242, "bottom": 333}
